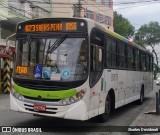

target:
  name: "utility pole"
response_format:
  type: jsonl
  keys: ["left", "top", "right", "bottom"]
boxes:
{"left": 0, "top": 24, "right": 1, "bottom": 39}
{"left": 73, "top": 0, "right": 82, "bottom": 17}
{"left": 78, "top": 0, "right": 81, "bottom": 17}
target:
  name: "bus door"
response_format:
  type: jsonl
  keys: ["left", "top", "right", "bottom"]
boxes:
{"left": 89, "top": 29, "right": 104, "bottom": 118}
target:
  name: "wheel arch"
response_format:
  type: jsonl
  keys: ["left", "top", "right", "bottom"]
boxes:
{"left": 137, "top": 84, "right": 145, "bottom": 105}
{"left": 141, "top": 84, "right": 145, "bottom": 95}
{"left": 108, "top": 88, "right": 115, "bottom": 111}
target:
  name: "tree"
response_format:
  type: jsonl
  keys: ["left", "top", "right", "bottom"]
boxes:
{"left": 134, "top": 21, "right": 160, "bottom": 66}
{"left": 113, "top": 11, "right": 135, "bottom": 39}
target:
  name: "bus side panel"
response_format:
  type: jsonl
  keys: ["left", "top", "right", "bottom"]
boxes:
{"left": 89, "top": 95, "right": 100, "bottom": 118}
{"left": 104, "top": 69, "right": 118, "bottom": 108}
{"left": 128, "top": 71, "right": 141, "bottom": 102}
{"left": 117, "top": 70, "right": 126, "bottom": 108}
{"left": 88, "top": 71, "right": 111, "bottom": 119}
{"left": 149, "top": 71, "right": 153, "bottom": 93}
{"left": 89, "top": 73, "right": 105, "bottom": 119}
{"left": 143, "top": 71, "right": 153, "bottom": 96}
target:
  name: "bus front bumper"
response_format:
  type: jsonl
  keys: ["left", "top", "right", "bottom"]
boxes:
{"left": 10, "top": 93, "right": 88, "bottom": 121}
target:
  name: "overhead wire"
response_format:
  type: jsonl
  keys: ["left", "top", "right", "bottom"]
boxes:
{"left": 41, "top": 1, "right": 160, "bottom": 14}
{"left": 8, "top": 0, "right": 160, "bottom": 6}
{"left": 3, "top": 0, "right": 160, "bottom": 12}
{"left": 0, "top": 0, "right": 159, "bottom": 23}
{"left": 18, "top": 0, "right": 160, "bottom": 13}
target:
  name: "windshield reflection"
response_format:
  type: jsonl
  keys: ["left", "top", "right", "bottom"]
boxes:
{"left": 15, "top": 36, "right": 88, "bottom": 82}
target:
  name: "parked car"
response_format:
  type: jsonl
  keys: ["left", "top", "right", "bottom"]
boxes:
{"left": 156, "top": 77, "right": 160, "bottom": 85}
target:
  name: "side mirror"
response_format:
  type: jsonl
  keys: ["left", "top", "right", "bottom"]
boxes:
{"left": 11, "top": 51, "right": 16, "bottom": 62}
{"left": 6, "top": 46, "right": 9, "bottom": 54}
{"left": 6, "top": 33, "right": 16, "bottom": 55}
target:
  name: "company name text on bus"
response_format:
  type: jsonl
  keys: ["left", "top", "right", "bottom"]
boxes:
{"left": 24, "top": 22, "right": 77, "bottom": 32}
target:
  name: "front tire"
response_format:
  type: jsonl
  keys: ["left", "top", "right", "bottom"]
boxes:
{"left": 97, "top": 94, "right": 111, "bottom": 122}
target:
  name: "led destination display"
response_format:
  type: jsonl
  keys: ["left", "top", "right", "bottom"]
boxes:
{"left": 24, "top": 22, "right": 79, "bottom": 32}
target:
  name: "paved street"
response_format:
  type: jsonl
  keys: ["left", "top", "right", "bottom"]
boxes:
{"left": 0, "top": 82, "right": 159, "bottom": 135}
{"left": 0, "top": 0, "right": 160, "bottom": 135}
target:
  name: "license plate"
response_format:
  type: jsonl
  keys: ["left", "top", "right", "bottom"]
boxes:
{"left": 34, "top": 104, "right": 46, "bottom": 111}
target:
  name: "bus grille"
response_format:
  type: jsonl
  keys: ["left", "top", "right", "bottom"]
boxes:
{"left": 23, "top": 96, "right": 61, "bottom": 102}
{"left": 24, "top": 104, "right": 57, "bottom": 114}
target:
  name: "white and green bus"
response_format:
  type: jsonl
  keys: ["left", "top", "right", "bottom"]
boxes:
{"left": 10, "top": 18, "right": 153, "bottom": 122}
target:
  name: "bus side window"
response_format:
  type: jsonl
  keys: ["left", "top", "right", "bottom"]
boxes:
{"left": 146, "top": 55, "right": 149, "bottom": 71}
{"left": 106, "top": 37, "right": 112, "bottom": 67}
{"left": 141, "top": 53, "right": 146, "bottom": 71}
{"left": 118, "top": 42, "right": 126, "bottom": 69}
{"left": 91, "top": 45, "right": 102, "bottom": 72}
{"left": 135, "top": 50, "right": 140, "bottom": 70}
{"left": 127, "top": 46, "right": 134, "bottom": 70}
{"left": 149, "top": 56, "right": 153, "bottom": 71}
{"left": 139, "top": 52, "right": 142, "bottom": 71}
{"left": 90, "top": 29, "right": 104, "bottom": 87}
{"left": 111, "top": 40, "right": 117, "bottom": 68}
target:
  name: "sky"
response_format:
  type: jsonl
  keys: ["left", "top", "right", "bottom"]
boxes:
{"left": 113, "top": 0, "right": 160, "bottom": 30}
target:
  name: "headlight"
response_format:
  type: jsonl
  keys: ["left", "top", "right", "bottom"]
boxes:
{"left": 62, "top": 99, "right": 68, "bottom": 105}
{"left": 69, "top": 96, "right": 76, "bottom": 103}
{"left": 76, "top": 92, "right": 83, "bottom": 100}
{"left": 62, "top": 89, "right": 86, "bottom": 105}
{"left": 11, "top": 90, "right": 24, "bottom": 101}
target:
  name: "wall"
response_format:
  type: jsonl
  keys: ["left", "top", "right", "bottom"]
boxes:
{"left": 51, "top": 0, "right": 114, "bottom": 31}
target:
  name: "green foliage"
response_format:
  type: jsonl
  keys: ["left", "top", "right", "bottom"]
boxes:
{"left": 134, "top": 21, "right": 160, "bottom": 47}
{"left": 134, "top": 21, "right": 160, "bottom": 66}
{"left": 113, "top": 11, "right": 135, "bottom": 39}
{"left": 134, "top": 40, "right": 145, "bottom": 48}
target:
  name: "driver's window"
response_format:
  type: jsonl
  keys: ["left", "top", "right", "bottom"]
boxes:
{"left": 17, "top": 39, "right": 29, "bottom": 66}
{"left": 78, "top": 39, "right": 87, "bottom": 68}
{"left": 90, "top": 29, "right": 104, "bottom": 87}
{"left": 91, "top": 45, "right": 102, "bottom": 72}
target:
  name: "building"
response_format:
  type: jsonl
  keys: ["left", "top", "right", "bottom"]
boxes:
{"left": 0, "top": 0, "right": 52, "bottom": 61}
{"left": 51, "top": 0, "right": 114, "bottom": 31}
{"left": 0, "top": 0, "right": 52, "bottom": 47}
{"left": 9, "top": 0, "right": 52, "bottom": 19}
{"left": 0, "top": 0, "right": 52, "bottom": 93}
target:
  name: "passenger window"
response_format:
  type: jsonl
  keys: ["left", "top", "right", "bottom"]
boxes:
{"left": 90, "top": 29, "right": 104, "bottom": 87}
{"left": 106, "top": 37, "right": 117, "bottom": 68}
{"left": 128, "top": 47, "right": 134, "bottom": 69}
{"left": 118, "top": 43, "right": 127, "bottom": 69}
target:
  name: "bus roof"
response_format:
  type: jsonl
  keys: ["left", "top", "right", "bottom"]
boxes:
{"left": 83, "top": 18, "right": 152, "bottom": 55}
{"left": 17, "top": 17, "right": 152, "bottom": 55}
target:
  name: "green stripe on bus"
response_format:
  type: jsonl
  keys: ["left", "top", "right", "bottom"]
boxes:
{"left": 14, "top": 83, "right": 77, "bottom": 99}
{"left": 104, "top": 81, "right": 106, "bottom": 92}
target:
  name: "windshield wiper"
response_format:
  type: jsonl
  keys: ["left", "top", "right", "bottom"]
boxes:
{"left": 48, "top": 33, "right": 68, "bottom": 53}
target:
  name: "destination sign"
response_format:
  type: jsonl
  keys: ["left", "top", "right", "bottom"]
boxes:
{"left": 24, "top": 22, "right": 77, "bottom": 32}
{"left": 16, "top": 66, "right": 28, "bottom": 74}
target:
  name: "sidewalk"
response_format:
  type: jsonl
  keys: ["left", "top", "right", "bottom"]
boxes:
{"left": 0, "top": 94, "right": 9, "bottom": 112}
{"left": 130, "top": 83, "right": 160, "bottom": 134}
{"left": 131, "top": 92, "right": 160, "bottom": 127}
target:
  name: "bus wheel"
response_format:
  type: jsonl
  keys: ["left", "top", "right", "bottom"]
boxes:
{"left": 98, "top": 94, "right": 111, "bottom": 122}
{"left": 137, "top": 86, "right": 144, "bottom": 105}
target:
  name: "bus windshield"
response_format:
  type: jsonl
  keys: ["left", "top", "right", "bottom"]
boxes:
{"left": 15, "top": 35, "right": 88, "bottom": 82}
